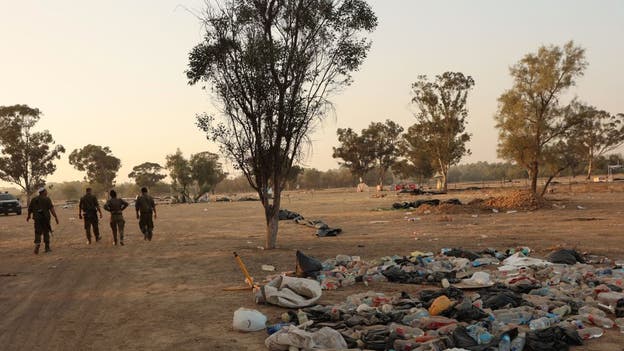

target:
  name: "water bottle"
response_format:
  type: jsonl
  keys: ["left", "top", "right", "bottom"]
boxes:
{"left": 510, "top": 332, "right": 526, "bottom": 351}
{"left": 552, "top": 304, "right": 571, "bottom": 317}
{"left": 266, "top": 323, "right": 291, "bottom": 335}
{"left": 577, "top": 326, "right": 604, "bottom": 340}
{"left": 296, "top": 309, "right": 309, "bottom": 325}
{"left": 499, "top": 334, "right": 511, "bottom": 351}
{"left": 529, "top": 314, "right": 559, "bottom": 330}
{"left": 615, "top": 318, "right": 624, "bottom": 333}
{"left": 466, "top": 324, "right": 493, "bottom": 345}
{"left": 582, "top": 314, "right": 615, "bottom": 328}
{"left": 493, "top": 308, "right": 533, "bottom": 325}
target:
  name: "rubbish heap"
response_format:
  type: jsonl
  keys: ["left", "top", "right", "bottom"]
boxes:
{"left": 249, "top": 248, "right": 624, "bottom": 350}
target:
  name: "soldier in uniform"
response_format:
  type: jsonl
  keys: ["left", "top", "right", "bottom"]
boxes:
{"left": 78, "top": 188, "right": 102, "bottom": 244}
{"left": 135, "top": 187, "right": 157, "bottom": 241}
{"left": 27, "top": 187, "right": 59, "bottom": 254}
{"left": 103, "top": 190, "right": 129, "bottom": 246}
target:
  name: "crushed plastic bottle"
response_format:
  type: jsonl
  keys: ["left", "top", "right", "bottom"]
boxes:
{"left": 615, "top": 318, "right": 624, "bottom": 333}
{"left": 510, "top": 332, "right": 526, "bottom": 351}
{"left": 581, "top": 314, "right": 615, "bottom": 328}
{"left": 416, "top": 316, "right": 457, "bottom": 330}
{"left": 529, "top": 314, "right": 560, "bottom": 330}
{"left": 499, "top": 334, "right": 511, "bottom": 351}
{"left": 492, "top": 307, "right": 533, "bottom": 325}
{"left": 552, "top": 304, "right": 571, "bottom": 317}
{"left": 577, "top": 326, "right": 604, "bottom": 340}
{"left": 388, "top": 323, "right": 425, "bottom": 338}
{"left": 466, "top": 324, "right": 493, "bottom": 345}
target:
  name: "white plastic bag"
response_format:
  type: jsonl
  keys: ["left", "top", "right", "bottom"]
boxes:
{"left": 233, "top": 307, "right": 267, "bottom": 332}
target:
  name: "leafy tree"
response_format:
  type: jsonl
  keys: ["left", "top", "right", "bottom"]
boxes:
{"left": 69, "top": 145, "right": 121, "bottom": 194}
{"left": 395, "top": 126, "right": 435, "bottom": 184}
{"left": 409, "top": 72, "right": 474, "bottom": 191}
{"left": 165, "top": 149, "right": 193, "bottom": 203}
{"left": 285, "top": 165, "right": 304, "bottom": 190}
{"left": 128, "top": 162, "right": 166, "bottom": 188}
{"left": 361, "top": 120, "right": 404, "bottom": 186}
{"left": 190, "top": 151, "right": 226, "bottom": 200}
{"left": 0, "top": 105, "right": 65, "bottom": 202}
{"left": 333, "top": 128, "right": 375, "bottom": 182}
{"left": 540, "top": 139, "right": 584, "bottom": 195}
{"left": 495, "top": 41, "right": 587, "bottom": 196}
{"left": 188, "top": 0, "right": 377, "bottom": 249}
{"left": 567, "top": 104, "right": 624, "bottom": 179}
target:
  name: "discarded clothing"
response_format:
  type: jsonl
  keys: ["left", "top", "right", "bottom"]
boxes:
{"left": 296, "top": 250, "right": 323, "bottom": 278}
{"left": 279, "top": 209, "right": 342, "bottom": 237}
{"left": 257, "top": 276, "right": 322, "bottom": 308}
{"left": 392, "top": 198, "right": 461, "bottom": 209}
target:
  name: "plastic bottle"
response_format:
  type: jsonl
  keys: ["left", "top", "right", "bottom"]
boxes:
{"left": 499, "top": 334, "right": 511, "bottom": 351}
{"left": 416, "top": 316, "right": 457, "bottom": 330}
{"left": 552, "top": 304, "right": 571, "bottom": 317}
{"left": 579, "top": 305, "right": 607, "bottom": 317}
{"left": 615, "top": 318, "right": 624, "bottom": 333}
{"left": 581, "top": 314, "right": 615, "bottom": 328}
{"left": 510, "top": 332, "right": 526, "bottom": 351}
{"left": 577, "top": 326, "right": 604, "bottom": 340}
{"left": 388, "top": 323, "right": 425, "bottom": 338}
{"left": 296, "top": 309, "right": 309, "bottom": 325}
{"left": 597, "top": 292, "right": 624, "bottom": 307}
{"left": 266, "top": 323, "right": 291, "bottom": 335}
{"left": 529, "top": 314, "right": 560, "bottom": 331}
{"left": 493, "top": 308, "right": 533, "bottom": 325}
{"left": 466, "top": 325, "right": 493, "bottom": 345}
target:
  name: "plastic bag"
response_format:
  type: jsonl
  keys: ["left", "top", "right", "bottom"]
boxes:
{"left": 429, "top": 295, "right": 453, "bottom": 316}
{"left": 233, "top": 307, "right": 267, "bottom": 332}
{"left": 296, "top": 250, "right": 323, "bottom": 277}
{"left": 547, "top": 249, "right": 585, "bottom": 265}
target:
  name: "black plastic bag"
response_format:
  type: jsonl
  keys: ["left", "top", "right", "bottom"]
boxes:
{"left": 448, "top": 298, "right": 489, "bottom": 322}
{"left": 525, "top": 326, "right": 582, "bottom": 351}
{"left": 547, "top": 249, "right": 585, "bottom": 265}
{"left": 444, "top": 248, "right": 481, "bottom": 261}
{"left": 295, "top": 250, "right": 323, "bottom": 277}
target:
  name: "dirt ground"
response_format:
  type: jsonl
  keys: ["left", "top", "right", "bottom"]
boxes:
{"left": 1, "top": 184, "right": 624, "bottom": 350}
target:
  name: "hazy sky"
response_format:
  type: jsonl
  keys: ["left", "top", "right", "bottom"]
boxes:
{"left": 1, "top": 0, "right": 623, "bottom": 185}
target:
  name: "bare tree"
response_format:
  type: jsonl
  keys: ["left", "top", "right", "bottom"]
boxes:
{"left": 187, "top": 0, "right": 377, "bottom": 248}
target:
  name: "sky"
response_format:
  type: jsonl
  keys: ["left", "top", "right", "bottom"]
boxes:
{"left": 1, "top": 0, "right": 623, "bottom": 186}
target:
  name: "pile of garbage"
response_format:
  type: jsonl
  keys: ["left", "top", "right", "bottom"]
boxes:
{"left": 279, "top": 209, "right": 342, "bottom": 237}
{"left": 392, "top": 199, "right": 462, "bottom": 210}
{"left": 238, "top": 247, "right": 624, "bottom": 350}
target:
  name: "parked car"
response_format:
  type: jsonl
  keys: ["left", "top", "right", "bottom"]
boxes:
{"left": 0, "top": 192, "right": 22, "bottom": 215}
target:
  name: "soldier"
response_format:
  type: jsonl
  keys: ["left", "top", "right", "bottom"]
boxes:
{"left": 135, "top": 187, "right": 157, "bottom": 241}
{"left": 78, "top": 188, "right": 102, "bottom": 244}
{"left": 103, "top": 190, "right": 129, "bottom": 246}
{"left": 27, "top": 187, "right": 59, "bottom": 254}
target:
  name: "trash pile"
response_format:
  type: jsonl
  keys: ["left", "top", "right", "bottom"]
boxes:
{"left": 238, "top": 247, "right": 624, "bottom": 351}
{"left": 392, "top": 199, "right": 462, "bottom": 210}
{"left": 278, "top": 209, "right": 343, "bottom": 237}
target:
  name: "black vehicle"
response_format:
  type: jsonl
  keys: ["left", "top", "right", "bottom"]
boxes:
{"left": 0, "top": 192, "right": 22, "bottom": 215}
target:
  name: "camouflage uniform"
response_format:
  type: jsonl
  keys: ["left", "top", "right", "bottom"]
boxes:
{"left": 135, "top": 194, "right": 156, "bottom": 240}
{"left": 79, "top": 193, "right": 101, "bottom": 242}
{"left": 28, "top": 195, "right": 54, "bottom": 251}
{"left": 104, "top": 198, "right": 129, "bottom": 245}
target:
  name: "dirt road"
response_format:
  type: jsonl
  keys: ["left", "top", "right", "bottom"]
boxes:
{"left": 1, "top": 186, "right": 623, "bottom": 350}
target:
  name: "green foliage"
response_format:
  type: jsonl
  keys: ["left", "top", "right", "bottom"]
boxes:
{"left": 333, "top": 127, "right": 375, "bottom": 180}
{"left": 566, "top": 103, "right": 624, "bottom": 179}
{"left": 128, "top": 162, "right": 166, "bottom": 188}
{"left": 190, "top": 151, "right": 227, "bottom": 199}
{"left": 495, "top": 41, "right": 588, "bottom": 195}
{"left": 0, "top": 105, "right": 65, "bottom": 201}
{"left": 187, "top": 0, "right": 377, "bottom": 248}
{"left": 165, "top": 149, "right": 193, "bottom": 202}
{"left": 166, "top": 149, "right": 226, "bottom": 202}
{"left": 333, "top": 120, "right": 403, "bottom": 185}
{"left": 408, "top": 72, "right": 474, "bottom": 191}
{"left": 69, "top": 144, "right": 121, "bottom": 195}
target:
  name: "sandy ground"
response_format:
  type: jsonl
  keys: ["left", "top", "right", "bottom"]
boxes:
{"left": 1, "top": 185, "right": 624, "bottom": 350}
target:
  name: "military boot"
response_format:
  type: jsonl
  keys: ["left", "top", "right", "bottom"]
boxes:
{"left": 34, "top": 244, "right": 40, "bottom": 255}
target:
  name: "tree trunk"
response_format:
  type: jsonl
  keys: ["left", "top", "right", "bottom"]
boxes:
{"left": 529, "top": 163, "right": 538, "bottom": 195}
{"left": 586, "top": 157, "right": 593, "bottom": 181}
{"left": 541, "top": 176, "right": 555, "bottom": 197}
{"left": 442, "top": 171, "right": 448, "bottom": 192}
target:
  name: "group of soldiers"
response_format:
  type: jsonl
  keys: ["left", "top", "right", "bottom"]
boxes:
{"left": 26, "top": 186, "right": 157, "bottom": 254}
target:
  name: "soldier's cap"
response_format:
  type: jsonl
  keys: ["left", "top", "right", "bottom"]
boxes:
{"left": 38, "top": 187, "right": 46, "bottom": 193}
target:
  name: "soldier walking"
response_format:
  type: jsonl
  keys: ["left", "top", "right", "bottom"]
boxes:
{"left": 135, "top": 187, "right": 157, "bottom": 241}
{"left": 79, "top": 188, "right": 102, "bottom": 244}
{"left": 103, "top": 190, "right": 129, "bottom": 246}
{"left": 27, "top": 187, "right": 59, "bottom": 254}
